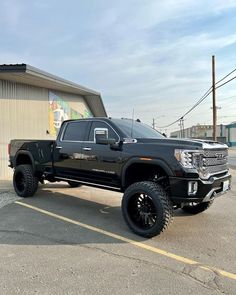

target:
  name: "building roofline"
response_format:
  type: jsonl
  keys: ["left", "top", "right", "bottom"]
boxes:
{"left": 0, "top": 63, "right": 27, "bottom": 72}
{"left": 0, "top": 63, "right": 107, "bottom": 117}
{"left": 0, "top": 63, "right": 101, "bottom": 96}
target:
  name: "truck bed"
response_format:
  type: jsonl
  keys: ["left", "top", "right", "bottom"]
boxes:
{"left": 9, "top": 140, "right": 55, "bottom": 173}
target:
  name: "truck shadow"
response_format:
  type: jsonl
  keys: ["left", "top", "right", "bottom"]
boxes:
{"left": 0, "top": 186, "right": 209, "bottom": 246}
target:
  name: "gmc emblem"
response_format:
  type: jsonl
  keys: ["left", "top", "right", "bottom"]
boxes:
{"left": 215, "top": 153, "right": 225, "bottom": 160}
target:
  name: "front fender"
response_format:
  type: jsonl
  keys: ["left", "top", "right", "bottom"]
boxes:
{"left": 121, "top": 157, "right": 174, "bottom": 189}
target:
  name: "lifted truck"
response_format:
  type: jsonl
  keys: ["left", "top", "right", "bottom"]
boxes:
{"left": 9, "top": 118, "right": 231, "bottom": 238}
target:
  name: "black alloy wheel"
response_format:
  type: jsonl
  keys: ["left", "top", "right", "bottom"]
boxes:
{"left": 13, "top": 165, "right": 38, "bottom": 197}
{"left": 122, "top": 181, "right": 173, "bottom": 238}
{"left": 15, "top": 171, "right": 26, "bottom": 192}
{"left": 127, "top": 192, "right": 157, "bottom": 230}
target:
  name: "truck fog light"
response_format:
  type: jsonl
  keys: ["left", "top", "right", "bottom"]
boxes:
{"left": 188, "top": 181, "right": 198, "bottom": 196}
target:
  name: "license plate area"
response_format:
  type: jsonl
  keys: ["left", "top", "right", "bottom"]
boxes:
{"left": 222, "top": 180, "right": 230, "bottom": 192}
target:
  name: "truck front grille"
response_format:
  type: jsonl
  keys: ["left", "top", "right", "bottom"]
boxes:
{"left": 202, "top": 149, "right": 228, "bottom": 176}
{"left": 203, "top": 149, "right": 228, "bottom": 158}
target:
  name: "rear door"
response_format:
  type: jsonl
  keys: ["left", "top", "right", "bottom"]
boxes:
{"left": 53, "top": 120, "right": 90, "bottom": 179}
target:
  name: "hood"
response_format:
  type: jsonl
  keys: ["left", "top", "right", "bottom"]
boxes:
{"left": 136, "top": 138, "right": 228, "bottom": 150}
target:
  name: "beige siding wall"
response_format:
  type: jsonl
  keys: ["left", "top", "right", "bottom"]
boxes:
{"left": 0, "top": 80, "right": 50, "bottom": 179}
{"left": 0, "top": 80, "right": 92, "bottom": 179}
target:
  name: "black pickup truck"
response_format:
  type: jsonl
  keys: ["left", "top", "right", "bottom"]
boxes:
{"left": 9, "top": 118, "right": 231, "bottom": 237}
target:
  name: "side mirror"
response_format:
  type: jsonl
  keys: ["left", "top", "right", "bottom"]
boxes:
{"left": 95, "top": 128, "right": 116, "bottom": 145}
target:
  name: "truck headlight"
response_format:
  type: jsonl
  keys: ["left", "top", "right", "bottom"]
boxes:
{"left": 174, "top": 149, "right": 203, "bottom": 169}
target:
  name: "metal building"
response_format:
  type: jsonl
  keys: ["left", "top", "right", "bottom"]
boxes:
{"left": 170, "top": 124, "right": 226, "bottom": 143}
{"left": 226, "top": 122, "right": 236, "bottom": 147}
{"left": 0, "top": 64, "right": 107, "bottom": 179}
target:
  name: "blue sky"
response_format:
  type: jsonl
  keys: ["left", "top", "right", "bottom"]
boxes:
{"left": 0, "top": 0, "right": 236, "bottom": 133}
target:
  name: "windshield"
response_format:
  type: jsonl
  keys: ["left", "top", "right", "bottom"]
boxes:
{"left": 111, "top": 119, "right": 165, "bottom": 139}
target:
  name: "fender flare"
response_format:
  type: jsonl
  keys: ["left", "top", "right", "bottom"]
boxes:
{"left": 121, "top": 157, "right": 174, "bottom": 189}
{"left": 14, "top": 150, "right": 36, "bottom": 172}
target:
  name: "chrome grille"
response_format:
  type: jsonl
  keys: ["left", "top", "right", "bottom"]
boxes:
{"left": 203, "top": 157, "right": 227, "bottom": 166}
{"left": 203, "top": 149, "right": 228, "bottom": 158}
{"left": 202, "top": 149, "right": 228, "bottom": 175}
{"left": 202, "top": 164, "right": 228, "bottom": 174}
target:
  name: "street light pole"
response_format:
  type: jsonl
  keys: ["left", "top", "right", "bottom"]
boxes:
{"left": 212, "top": 55, "right": 217, "bottom": 141}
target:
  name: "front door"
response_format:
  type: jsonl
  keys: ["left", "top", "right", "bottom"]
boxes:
{"left": 80, "top": 120, "right": 122, "bottom": 188}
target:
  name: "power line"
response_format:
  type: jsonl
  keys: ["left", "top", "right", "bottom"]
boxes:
{"left": 215, "top": 68, "right": 236, "bottom": 85}
{"left": 157, "top": 87, "right": 212, "bottom": 128}
{"left": 157, "top": 118, "right": 180, "bottom": 128}
{"left": 155, "top": 94, "right": 236, "bottom": 112}
{"left": 181, "top": 87, "right": 212, "bottom": 118}
{"left": 191, "top": 94, "right": 236, "bottom": 107}
{"left": 157, "top": 68, "right": 236, "bottom": 129}
{"left": 218, "top": 115, "right": 236, "bottom": 118}
{"left": 216, "top": 75, "right": 236, "bottom": 89}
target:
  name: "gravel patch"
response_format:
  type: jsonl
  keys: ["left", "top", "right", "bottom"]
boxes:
{"left": 0, "top": 192, "right": 21, "bottom": 209}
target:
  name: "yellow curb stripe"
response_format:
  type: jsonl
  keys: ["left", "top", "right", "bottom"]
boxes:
{"left": 200, "top": 265, "right": 236, "bottom": 281}
{"left": 15, "top": 201, "right": 236, "bottom": 281}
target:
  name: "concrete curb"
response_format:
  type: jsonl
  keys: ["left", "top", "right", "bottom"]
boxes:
{"left": 0, "top": 191, "right": 21, "bottom": 209}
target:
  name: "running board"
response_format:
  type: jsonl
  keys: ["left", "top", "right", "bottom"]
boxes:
{"left": 55, "top": 177, "right": 121, "bottom": 192}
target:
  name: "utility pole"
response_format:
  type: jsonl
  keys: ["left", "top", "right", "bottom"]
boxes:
{"left": 152, "top": 118, "right": 155, "bottom": 129}
{"left": 212, "top": 55, "right": 217, "bottom": 141}
{"left": 179, "top": 119, "right": 181, "bottom": 138}
{"left": 152, "top": 115, "right": 165, "bottom": 130}
{"left": 182, "top": 117, "right": 185, "bottom": 138}
{"left": 179, "top": 117, "right": 184, "bottom": 138}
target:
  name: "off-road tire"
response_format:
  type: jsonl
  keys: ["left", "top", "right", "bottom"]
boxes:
{"left": 181, "top": 200, "right": 214, "bottom": 214}
{"left": 13, "top": 165, "right": 38, "bottom": 197}
{"left": 122, "top": 181, "right": 173, "bottom": 238}
{"left": 68, "top": 181, "right": 81, "bottom": 188}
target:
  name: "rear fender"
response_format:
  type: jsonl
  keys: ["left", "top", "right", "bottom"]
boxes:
{"left": 14, "top": 151, "right": 35, "bottom": 172}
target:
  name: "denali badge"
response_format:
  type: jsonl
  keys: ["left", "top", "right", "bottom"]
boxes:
{"left": 215, "top": 153, "right": 225, "bottom": 160}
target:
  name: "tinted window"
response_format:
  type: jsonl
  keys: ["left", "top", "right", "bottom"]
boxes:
{"left": 63, "top": 121, "right": 88, "bottom": 141}
{"left": 89, "top": 121, "right": 119, "bottom": 142}
{"left": 111, "top": 119, "right": 164, "bottom": 139}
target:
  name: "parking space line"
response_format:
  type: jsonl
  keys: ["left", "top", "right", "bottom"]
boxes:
{"left": 15, "top": 201, "right": 236, "bottom": 281}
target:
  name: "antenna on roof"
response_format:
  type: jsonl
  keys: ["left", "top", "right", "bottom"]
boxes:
{"left": 131, "top": 108, "right": 135, "bottom": 138}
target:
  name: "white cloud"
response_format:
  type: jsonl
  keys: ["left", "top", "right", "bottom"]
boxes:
{"left": 0, "top": 0, "right": 236, "bottom": 134}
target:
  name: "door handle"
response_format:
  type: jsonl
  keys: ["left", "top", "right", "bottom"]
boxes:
{"left": 83, "top": 147, "right": 92, "bottom": 151}
{"left": 56, "top": 146, "right": 62, "bottom": 149}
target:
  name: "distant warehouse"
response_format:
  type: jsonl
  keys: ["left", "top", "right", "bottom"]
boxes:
{"left": 0, "top": 64, "right": 107, "bottom": 179}
{"left": 226, "top": 122, "right": 236, "bottom": 147}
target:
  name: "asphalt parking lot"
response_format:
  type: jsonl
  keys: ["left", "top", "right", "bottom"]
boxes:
{"left": 0, "top": 169, "right": 235, "bottom": 295}
{"left": 229, "top": 148, "right": 236, "bottom": 168}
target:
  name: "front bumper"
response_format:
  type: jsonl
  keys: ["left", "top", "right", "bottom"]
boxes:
{"left": 169, "top": 172, "right": 231, "bottom": 205}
